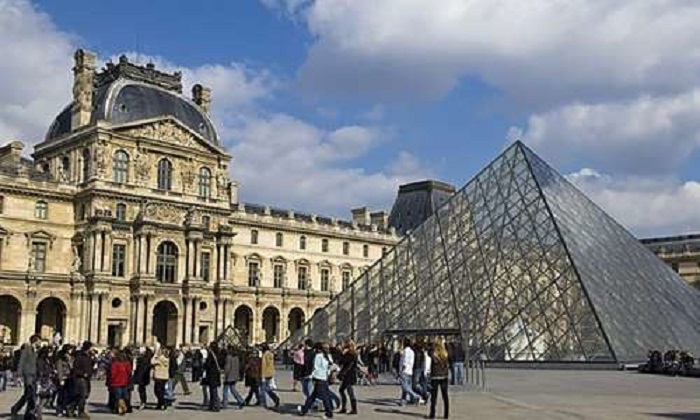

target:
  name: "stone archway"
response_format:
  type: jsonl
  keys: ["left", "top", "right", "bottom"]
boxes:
{"left": 288, "top": 307, "right": 305, "bottom": 337}
{"left": 234, "top": 305, "right": 253, "bottom": 344}
{"left": 153, "top": 300, "right": 178, "bottom": 347}
{"left": 0, "top": 295, "right": 21, "bottom": 345}
{"left": 262, "top": 306, "right": 280, "bottom": 344}
{"left": 35, "top": 297, "right": 66, "bottom": 341}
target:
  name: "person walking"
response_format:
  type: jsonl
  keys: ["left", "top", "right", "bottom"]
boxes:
{"left": 260, "top": 343, "right": 280, "bottom": 409}
{"left": 300, "top": 339, "right": 315, "bottom": 399}
{"left": 451, "top": 341, "right": 465, "bottom": 386}
{"left": 151, "top": 347, "right": 170, "bottom": 410}
{"left": 170, "top": 349, "right": 190, "bottom": 396}
{"left": 203, "top": 342, "right": 222, "bottom": 412}
{"left": 55, "top": 345, "right": 73, "bottom": 417}
{"left": 398, "top": 339, "right": 423, "bottom": 406}
{"left": 133, "top": 348, "right": 152, "bottom": 410}
{"left": 244, "top": 349, "right": 262, "bottom": 406}
{"left": 338, "top": 341, "right": 358, "bottom": 415}
{"left": 72, "top": 341, "right": 94, "bottom": 419}
{"left": 297, "top": 342, "right": 334, "bottom": 419}
{"left": 292, "top": 344, "right": 304, "bottom": 392}
{"left": 222, "top": 346, "right": 244, "bottom": 409}
{"left": 427, "top": 338, "right": 450, "bottom": 419}
{"left": 10, "top": 334, "right": 40, "bottom": 418}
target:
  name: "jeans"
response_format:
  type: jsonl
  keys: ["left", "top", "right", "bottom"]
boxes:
{"left": 12, "top": 375, "right": 36, "bottom": 414}
{"left": 172, "top": 372, "right": 190, "bottom": 394}
{"left": 400, "top": 373, "right": 420, "bottom": 403}
{"left": 429, "top": 379, "right": 449, "bottom": 419}
{"left": 260, "top": 378, "right": 279, "bottom": 407}
{"left": 137, "top": 384, "right": 148, "bottom": 405}
{"left": 338, "top": 379, "right": 356, "bottom": 411}
{"left": 0, "top": 370, "right": 6, "bottom": 391}
{"left": 301, "top": 377, "right": 312, "bottom": 399}
{"left": 452, "top": 362, "right": 465, "bottom": 385}
{"left": 300, "top": 379, "right": 333, "bottom": 418}
{"left": 75, "top": 377, "right": 90, "bottom": 414}
{"left": 222, "top": 382, "right": 244, "bottom": 407}
{"left": 113, "top": 386, "right": 128, "bottom": 401}
{"left": 154, "top": 379, "right": 167, "bottom": 408}
{"left": 208, "top": 384, "right": 220, "bottom": 410}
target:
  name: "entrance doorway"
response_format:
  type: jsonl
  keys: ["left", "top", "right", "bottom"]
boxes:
{"left": 262, "top": 306, "right": 280, "bottom": 343}
{"left": 0, "top": 295, "right": 21, "bottom": 345}
{"left": 288, "top": 307, "right": 305, "bottom": 337}
{"left": 153, "top": 301, "right": 178, "bottom": 347}
{"left": 35, "top": 297, "right": 66, "bottom": 341}
{"left": 233, "top": 305, "right": 253, "bottom": 343}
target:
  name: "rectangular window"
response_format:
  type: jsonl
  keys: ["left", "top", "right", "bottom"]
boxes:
{"left": 251, "top": 229, "right": 258, "bottom": 245}
{"left": 276, "top": 232, "right": 283, "bottom": 247}
{"left": 111, "top": 244, "right": 126, "bottom": 277}
{"left": 363, "top": 244, "right": 369, "bottom": 258}
{"left": 321, "top": 268, "right": 330, "bottom": 292}
{"left": 32, "top": 242, "right": 47, "bottom": 273}
{"left": 297, "top": 266, "right": 308, "bottom": 290}
{"left": 0, "top": 196, "right": 4, "bottom": 214}
{"left": 35, "top": 201, "right": 48, "bottom": 220}
{"left": 248, "top": 262, "right": 259, "bottom": 287}
{"left": 342, "top": 271, "right": 351, "bottom": 291}
{"left": 322, "top": 238, "right": 329, "bottom": 253}
{"left": 273, "top": 264, "right": 284, "bottom": 288}
{"left": 201, "top": 252, "right": 211, "bottom": 282}
{"left": 343, "top": 241, "right": 350, "bottom": 256}
{"left": 299, "top": 236, "right": 306, "bottom": 250}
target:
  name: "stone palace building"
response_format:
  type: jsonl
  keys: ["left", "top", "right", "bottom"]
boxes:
{"left": 0, "top": 49, "right": 401, "bottom": 349}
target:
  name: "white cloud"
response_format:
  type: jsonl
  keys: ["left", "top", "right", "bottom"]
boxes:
{"left": 269, "top": 0, "right": 700, "bottom": 107}
{"left": 568, "top": 168, "right": 700, "bottom": 237}
{"left": 518, "top": 90, "right": 700, "bottom": 175}
{"left": 0, "top": 0, "right": 74, "bottom": 142}
{"left": 229, "top": 113, "right": 430, "bottom": 215}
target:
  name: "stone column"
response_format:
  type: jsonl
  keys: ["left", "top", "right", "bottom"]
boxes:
{"left": 20, "top": 291, "right": 37, "bottom": 343}
{"left": 95, "top": 232, "right": 103, "bottom": 273}
{"left": 104, "top": 233, "right": 113, "bottom": 275}
{"left": 182, "top": 297, "right": 189, "bottom": 345}
{"left": 223, "top": 245, "right": 231, "bottom": 281}
{"left": 143, "top": 296, "right": 153, "bottom": 346}
{"left": 99, "top": 293, "right": 109, "bottom": 345}
{"left": 191, "top": 298, "right": 199, "bottom": 344}
{"left": 187, "top": 241, "right": 195, "bottom": 278}
{"left": 193, "top": 240, "right": 202, "bottom": 279}
{"left": 89, "top": 295, "right": 99, "bottom": 342}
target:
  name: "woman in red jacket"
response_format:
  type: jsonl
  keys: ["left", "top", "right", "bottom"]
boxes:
{"left": 110, "top": 351, "right": 133, "bottom": 416}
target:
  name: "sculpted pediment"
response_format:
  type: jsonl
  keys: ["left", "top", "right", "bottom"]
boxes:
{"left": 120, "top": 119, "right": 213, "bottom": 154}
{"left": 137, "top": 201, "right": 185, "bottom": 225}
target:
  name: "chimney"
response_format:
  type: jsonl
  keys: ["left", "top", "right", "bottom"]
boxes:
{"left": 0, "top": 141, "right": 24, "bottom": 166}
{"left": 351, "top": 207, "right": 371, "bottom": 225}
{"left": 192, "top": 84, "right": 212, "bottom": 114}
{"left": 370, "top": 211, "right": 389, "bottom": 229}
{"left": 71, "top": 49, "right": 96, "bottom": 130}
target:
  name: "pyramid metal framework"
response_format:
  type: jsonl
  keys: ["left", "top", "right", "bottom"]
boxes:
{"left": 291, "top": 142, "right": 700, "bottom": 363}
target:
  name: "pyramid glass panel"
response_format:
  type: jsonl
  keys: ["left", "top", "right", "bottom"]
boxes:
{"left": 287, "top": 142, "right": 700, "bottom": 363}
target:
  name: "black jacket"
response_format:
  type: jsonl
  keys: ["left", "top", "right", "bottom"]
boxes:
{"left": 339, "top": 352, "right": 358, "bottom": 385}
{"left": 302, "top": 348, "right": 315, "bottom": 378}
{"left": 72, "top": 351, "right": 93, "bottom": 379}
{"left": 204, "top": 351, "right": 221, "bottom": 387}
{"left": 133, "top": 355, "right": 152, "bottom": 386}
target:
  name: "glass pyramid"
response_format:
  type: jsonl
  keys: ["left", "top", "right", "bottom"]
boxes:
{"left": 294, "top": 142, "right": 700, "bottom": 363}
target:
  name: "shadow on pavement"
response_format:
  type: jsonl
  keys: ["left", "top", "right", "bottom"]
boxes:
{"left": 374, "top": 407, "right": 426, "bottom": 418}
{"left": 650, "top": 413, "right": 700, "bottom": 420}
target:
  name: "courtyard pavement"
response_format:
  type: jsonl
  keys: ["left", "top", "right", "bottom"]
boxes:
{"left": 1, "top": 368, "right": 699, "bottom": 419}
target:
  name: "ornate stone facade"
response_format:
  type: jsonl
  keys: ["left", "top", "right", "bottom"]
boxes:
{"left": 642, "top": 234, "right": 700, "bottom": 289}
{"left": 0, "top": 51, "right": 399, "bottom": 349}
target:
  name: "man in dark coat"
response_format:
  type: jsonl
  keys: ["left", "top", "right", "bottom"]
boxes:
{"left": 72, "top": 341, "right": 94, "bottom": 419}
{"left": 203, "top": 343, "right": 222, "bottom": 412}
{"left": 132, "top": 348, "right": 152, "bottom": 410}
{"left": 10, "top": 334, "right": 40, "bottom": 418}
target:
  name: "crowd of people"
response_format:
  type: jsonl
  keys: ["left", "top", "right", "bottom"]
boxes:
{"left": 3, "top": 335, "right": 464, "bottom": 420}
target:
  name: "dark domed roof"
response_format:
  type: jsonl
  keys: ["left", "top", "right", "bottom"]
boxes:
{"left": 46, "top": 79, "right": 218, "bottom": 146}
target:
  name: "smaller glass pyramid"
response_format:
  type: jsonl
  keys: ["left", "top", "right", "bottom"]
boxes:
{"left": 288, "top": 142, "right": 700, "bottom": 363}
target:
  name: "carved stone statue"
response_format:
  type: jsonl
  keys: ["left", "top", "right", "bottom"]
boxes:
{"left": 133, "top": 150, "right": 150, "bottom": 182}
{"left": 93, "top": 144, "right": 107, "bottom": 176}
{"left": 27, "top": 252, "right": 35, "bottom": 273}
{"left": 71, "top": 246, "right": 82, "bottom": 273}
{"left": 181, "top": 163, "right": 196, "bottom": 192}
{"left": 217, "top": 172, "right": 229, "bottom": 197}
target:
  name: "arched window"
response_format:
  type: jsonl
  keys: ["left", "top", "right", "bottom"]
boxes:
{"left": 199, "top": 167, "right": 211, "bottom": 198}
{"left": 321, "top": 238, "right": 329, "bottom": 253}
{"left": 82, "top": 149, "right": 90, "bottom": 182}
{"left": 299, "top": 235, "right": 306, "bottom": 250}
{"left": 201, "top": 215, "right": 210, "bottom": 230}
{"left": 115, "top": 203, "right": 127, "bottom": 222}
{"left": 251, "top": 229, "right": 258, "bottom": 245}
{"left": 35, "top": 201, "right": 48, "bottom": 219}
{"left": 61, "top": 156, "right": 70, "bottom": 180}
{"left": 156, "top": 241, "right": 178, "bottom": 283}
{"left": 157, "top": 159, "right": 172, "bottom": 191}
{"left": 113, "top": 150, "right": 129, "bottom": 183}
{"left": 276, "top": 232, "right": 283, "bottom": 247}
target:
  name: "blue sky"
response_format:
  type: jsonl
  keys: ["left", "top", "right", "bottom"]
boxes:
{"left": 4, "top": 0, "right": 700, "bottom": 237}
